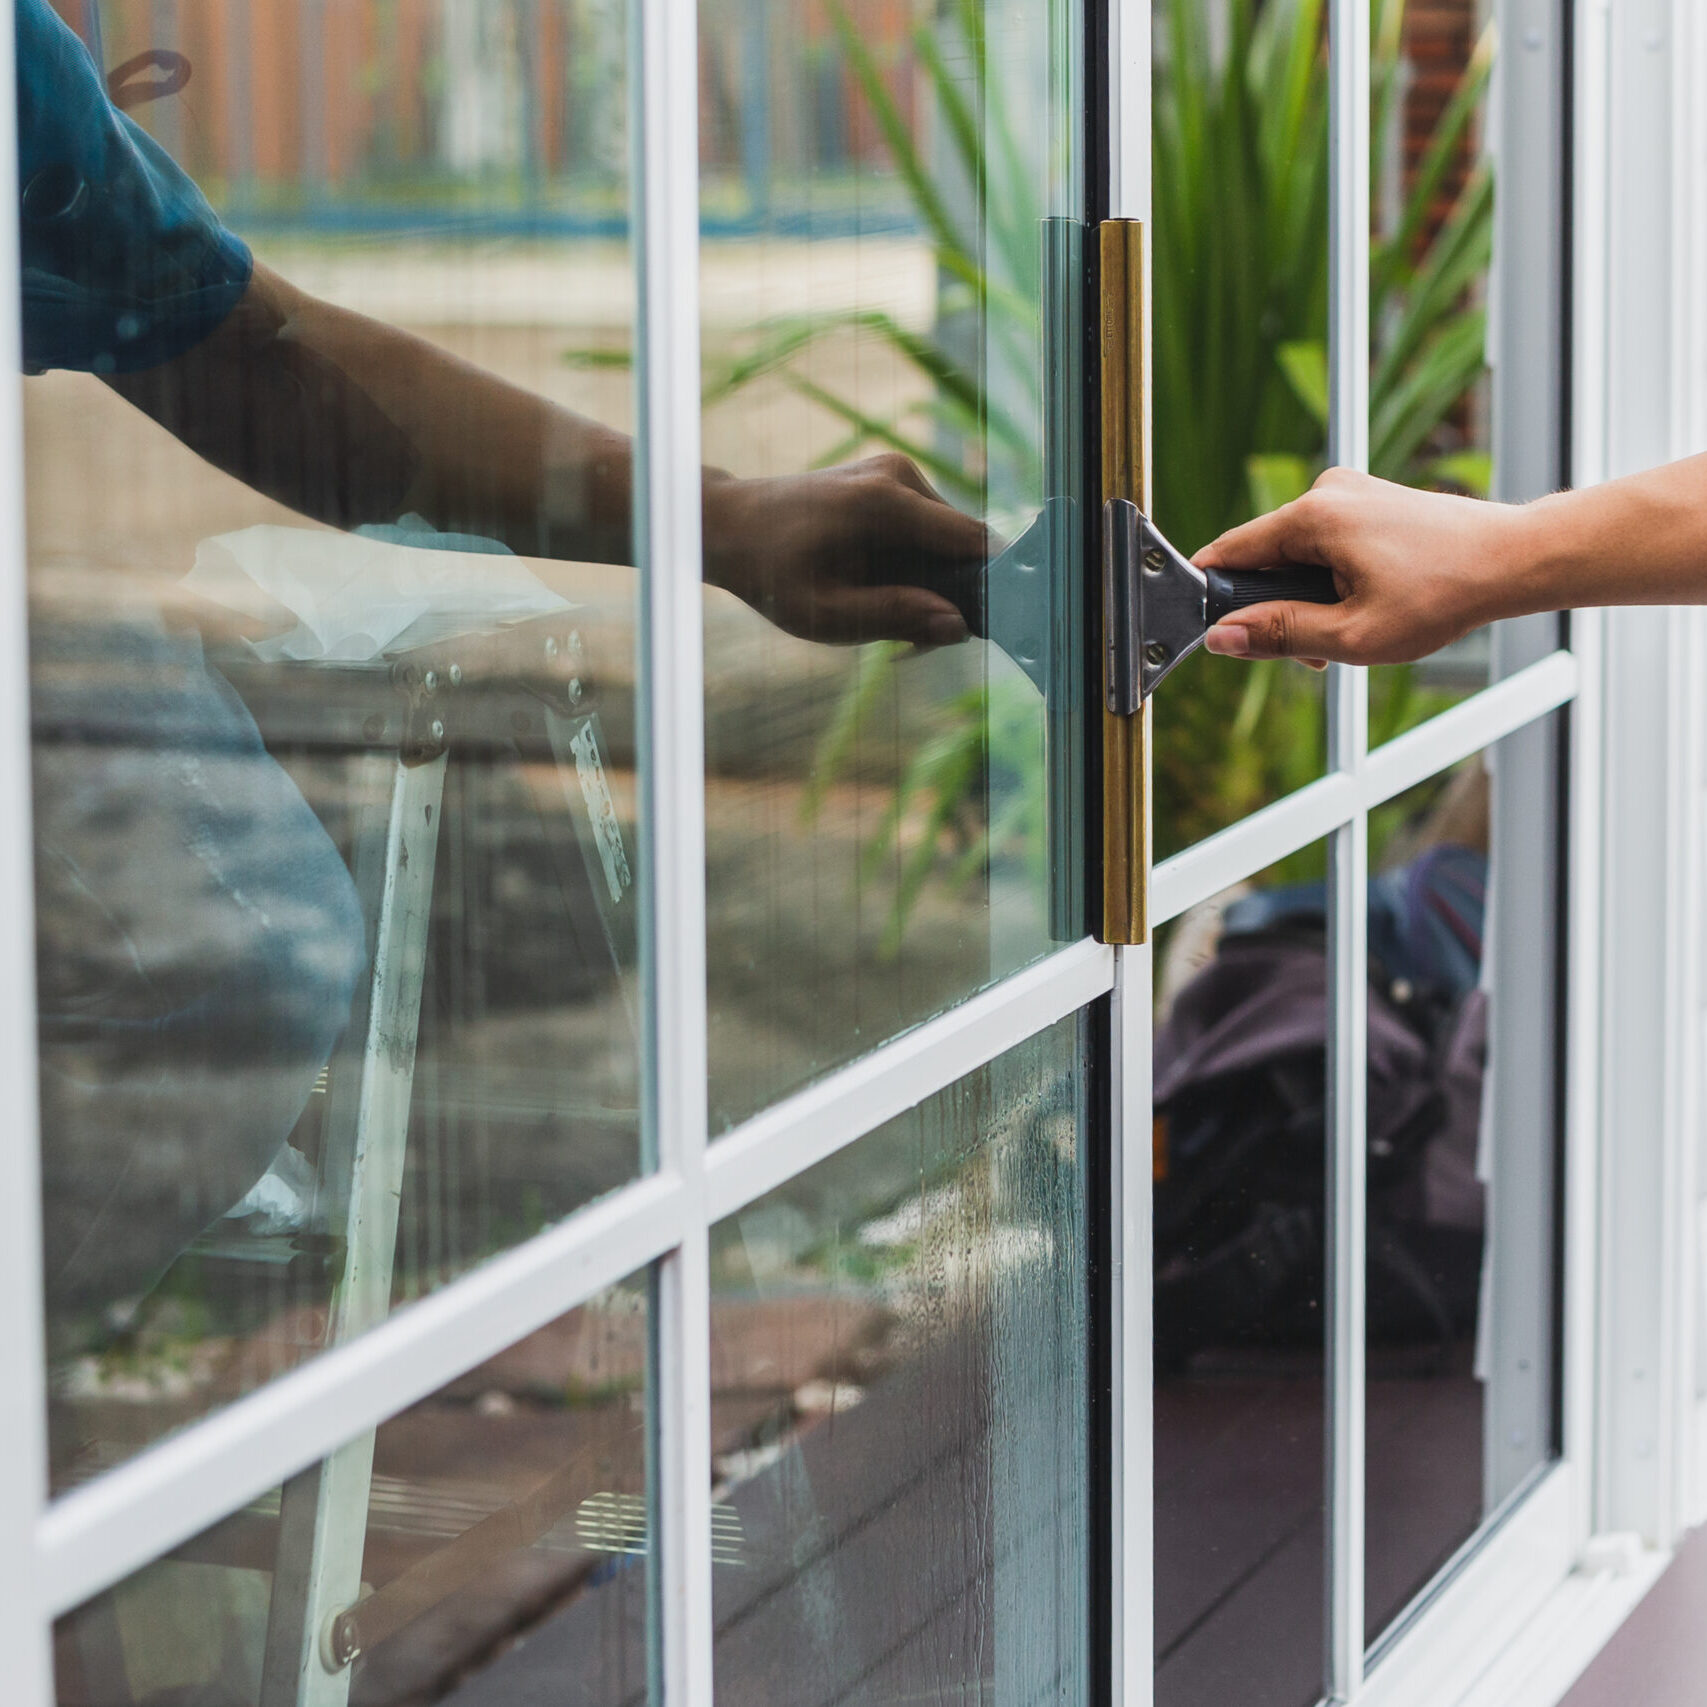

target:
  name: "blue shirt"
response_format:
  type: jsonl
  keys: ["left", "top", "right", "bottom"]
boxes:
{"left": 16, "top": 0, "right": 251, "bottom": 374}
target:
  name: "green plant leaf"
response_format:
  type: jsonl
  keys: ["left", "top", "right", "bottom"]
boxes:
{"left": 825, "top": 0, "right": 999, "bottom": 321}
{"left": 1246, "top": 452, "right": 1316, "bottom": 514}
{"left": 702, "top": 318, "right": 836, "bottom": 403}
{"left": 1372, "top": 309, "right": 1487, "bottom": 477}
{"left": 801, "top": 643, "right": 905, "bottom": 823}
{"left": 774, "top": 0, "right": 1497, "bottom": 937}
{"left": 560, "top": 347, "right": 635, "bottom": 370}
{"left": 1372, "top": 20, "right": 1494, "bottom": 311}
{"left": 1371, "top": 166, "right": 1492, "bottom": 406}
{"left": 1275, "top": 340, "right": 1329, "bottom": 429}
{"left": 1423, "top": 450, "right": 1493, "bottom": 496}
{"left": 911, "top": 21, "right": 1034, "bottom": 291}
{"left": 781, "top": 371, "right": 981, "bottom": 498}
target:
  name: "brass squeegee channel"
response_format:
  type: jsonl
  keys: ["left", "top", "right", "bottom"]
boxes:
{"left": 1098, "top": 218, "right": 1152, "bottom": 945}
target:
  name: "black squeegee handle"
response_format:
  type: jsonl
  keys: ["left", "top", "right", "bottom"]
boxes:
{"left": 1204, "top": 564, "right": 1342, "bottom": 625}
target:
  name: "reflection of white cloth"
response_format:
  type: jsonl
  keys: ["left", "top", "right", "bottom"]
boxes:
{"left": 184, "top": 518, "right": 570, "bottom": 663}
{"left": 223, "top": 1142, "right": 318, "bottom": 1234}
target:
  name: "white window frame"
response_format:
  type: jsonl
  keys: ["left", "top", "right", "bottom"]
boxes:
{"left": 0, "top": 0, "right": 1698, "bottom": 1702}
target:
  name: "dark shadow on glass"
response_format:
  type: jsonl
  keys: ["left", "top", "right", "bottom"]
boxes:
{"left": 1151, "top": 838, "right": 1330, "bottom": 1707}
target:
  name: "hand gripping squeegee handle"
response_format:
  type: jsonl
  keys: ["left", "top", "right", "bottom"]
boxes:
{"left": 1202, "top": 563, "right": 1342, "bottom": 625}
{"left": 1107, "top": 501, "right": 1344, "bottom": 711}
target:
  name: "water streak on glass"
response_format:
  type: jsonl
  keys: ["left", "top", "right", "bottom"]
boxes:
{"left": 1364, "top": 719, "right": 1560, "bottom": 1642}
{"left": 53, "top": 1281, "right": 651, "bottom": 1705}
{"left": 26, "top": 0, "right": 644, "bottom": 1486}
{"left": 697, "top": 0, "right": 1088, "bottom": 1129}
{"left": 1152, "top": 836, "right": 1330, "bottom": 1707}
{"left": 709, "top": 1016, "right": 1090, "bottom": 1703}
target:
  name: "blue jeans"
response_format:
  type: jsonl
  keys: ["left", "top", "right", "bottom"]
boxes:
{"left": 33, "top": 613, "right": 365, "bottom": 1335}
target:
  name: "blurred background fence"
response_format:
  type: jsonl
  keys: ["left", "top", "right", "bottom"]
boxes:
{"left": 60, "top": 0, "right": 925, "bottom": 234}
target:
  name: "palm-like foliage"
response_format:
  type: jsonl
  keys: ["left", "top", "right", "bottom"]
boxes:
{"left": 697, "top": 0, "right": 1041, "bottom": 513}
{"left": 1150, "top": 0, "right": 1493, "bottom": 857}
{"left": 1155, "top": 0, "right": 1493, "bottom": 550}
{"left": 626, "top": 0, "right": 1497, "bottom": 930}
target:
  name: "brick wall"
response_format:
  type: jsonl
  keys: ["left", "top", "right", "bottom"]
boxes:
{"left": 1401, "top": 0, "right": 1481, "bottom": 255}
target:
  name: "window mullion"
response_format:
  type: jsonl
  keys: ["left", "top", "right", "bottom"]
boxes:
{"left": 633, "top": 0, "right": 712, "bottom": 1690}
{"left": 1327, "top": 809, "right": 1369, "bottom": 1701}
{"left": 0, "top": 3, "right": 54, "bottom": 1698}
{"left": 1109, "top": 947, "right": 1155, "bottom": 1707}
{"left": 1327, "top": 0, "right": 1370, "bottom": 1693}
{"left": 1104, "top": 0, "right": 1153, "bottom": 1692}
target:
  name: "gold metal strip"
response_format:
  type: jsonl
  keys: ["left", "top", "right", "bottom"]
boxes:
{"left": 1098, "top": 219, "right": 1152, "bottom": 944}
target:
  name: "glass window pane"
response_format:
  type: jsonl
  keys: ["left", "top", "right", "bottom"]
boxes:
{"left": 53, "top": 1279, "right": 652, "bottom": 1704}
{"left": 1151, "top": 0, "right": 1329, "bottom": 860}
{"left": 1152, "top": 836, "right": 1332, "bottom": 1707}
{"left": 29, "top": 0, "right": 642, "bottom": 1486}
{"left": 1366, "top": 0, "right": 1496, "bottom": 736}
{"left": 1364, "top": 714, "right": 1561, "bottom": 1642}
{"left": 709, "top": 1014, "right": 1091, "bottom": 1700}
{"left": 698, "top": 0, "right": 1089, "bottom": 1129}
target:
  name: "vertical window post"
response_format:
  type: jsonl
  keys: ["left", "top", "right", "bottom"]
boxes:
{"left": 633, "top": 0, "right": 713, "bottom": 1693}
{"left": 0, "top": 2, "right": 54, "bottom": 1699}
{"left": 1103, "top": 0, "right": 1154, "bottom": 1695}
{"left": 1327, "top": 0, "right": 1370, "bottom": 1692}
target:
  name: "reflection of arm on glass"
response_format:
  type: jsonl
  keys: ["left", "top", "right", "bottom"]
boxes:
{"left": 118, "top": 268, "right": 989, "bottom": 647}
{"left": 19, "top": 0, "right": 983, "bottom": 650}
{"left": 20, "top": 0, "right": 987, "bottom": 1355}
{"left": 1195, "top": 460, "right": 1707, "bottom": 666}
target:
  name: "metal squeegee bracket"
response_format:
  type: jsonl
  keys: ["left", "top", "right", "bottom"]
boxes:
{"left": 1103, "top": 497, "right": 1208, "bottom": 713}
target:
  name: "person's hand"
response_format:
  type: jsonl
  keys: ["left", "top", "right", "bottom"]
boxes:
{"left": 701, "top": 454, "right": 992, "bottom": 647}
{"left": 1194, "top": 467, "right": 1537, "bottom": 666}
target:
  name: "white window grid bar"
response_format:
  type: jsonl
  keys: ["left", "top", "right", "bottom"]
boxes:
{"left": 1110, "top": 945, "right": 1154, "bottom": 1707}
{"left": 38, "top": 1171, "right": 687, "bottom": 1621}
{"left": 27, "top": 628, "right": 1576, "bottom": 1623}
{"left": 1561, "top": 612, "right": 1605, "bottom": 1546}
{"left": 1106, "top": 0, "right": 1152, "bottom": 1692}
{"left": 1355, "top": 1466, "right": 1580, "bottom": 1707}
{"left": 25, "top": 633, "right": 1575, "bottom": 1628}
{"left": 1564, "top": 0, "right": 1612, "bottom": 1567}
{"left": 33, "top": 935, "right": 1111, "bottom": 1623}
{"left": 0, "top": 0, "right": 1585, "bottom": 1697}
{"left": 1151, "top": 647, "right": 1579, "bottom": 929}
{"left": 631, "top": 0, "right": 713, "bottom": 1687}
{"left": 1326, "top": 0, "right": 1371, "bottom": 1687}
{"left": 1327, "top": 799, "right": 1369, "bottom": 1701}
{"left": 703, "top": 938, "right": 1114, "bottom": 1221}
{"left": 0, "top": 0, "right": 53, "bottom": 1693}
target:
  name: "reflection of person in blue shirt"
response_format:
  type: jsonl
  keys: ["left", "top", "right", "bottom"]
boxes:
{"left": 18, "top": 0, "right": 986, "bottom": 616}
{"left": 18, "top": 0, "right": 251, "bottom": 376}
{"left": 20, "top": 0, "right": 987, "bottom": 1342}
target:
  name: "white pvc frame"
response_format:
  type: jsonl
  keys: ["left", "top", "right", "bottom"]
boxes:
{"left": 0, "top": 0, "right": 1658, "bottom": 1702}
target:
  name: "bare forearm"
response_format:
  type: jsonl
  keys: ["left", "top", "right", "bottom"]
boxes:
{"left": 1506, "top": 452, "right": 1707, "bottom": 616}
{"left": 108, "top": 265, "right": 987, "bottom": 648}
{"left": 259, "top": 266, "right": 639, "bottom": 559}
{"left": 1197, "top": 457, "right": 1707, "bottom": 667}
